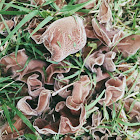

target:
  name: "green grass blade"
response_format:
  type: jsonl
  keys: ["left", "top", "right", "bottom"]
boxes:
{"left": 0, "top": 10, "right": 39, "bottom": 48}
{"left": 112, "top": 102, "right": 116, "bottom": 119}
{"left": 45, "top": 58, "right": 59, "bottom": 64}
{"left": 78, "top": 43, "right": 97, "bottom": 78}
{"left": 43, "top": 0, "right": 55, "bottom": 6}
{"left": 0, "top": 0, "right": 5, "bottom": 10}
{"left": 60, "top": 71, "right": 80, "bottom": 80}
{"left": 7, "top": 103, "right": 36, "bottom": 133}
{"left": 16, "top": 58, "right": 31, "bottom": 73}
{"left": 86, "top": 90, "right": 105, "bottom": 111}
{"left": 127, "top": 71, "right": 140, "bottom": 95}
{"left": 0, "top": 77, "right": 12, "bottom": 83}
{"left": 2, "top": 0, "right": 14, "bottom": 11}
{"left": 68, "top": 0, "right": 77, "bottom": 5}
{"left": 86, "top": 107, "right": 98, "bottom": 116}
{"left": 128, "top": 99, "right": 137, "bottom": 113}
{"left": 50, "top": 2, "right": 60, "bottom": 11}
{"left": 0, "top": 14, "right": 10, "bottom": 33}
{"left": 24, "top": 134, "right": 38, "bottom": 140}
{"left": 122, "top": 63, "right": 137, "bottom": 74}
{"left": 117, "top": 120, "right": 140, "bottom": 126}
{"left": 29, "top": 16, "right": 53, "bottom": 38}
{"left": 132, "top": 8, "right": 138, "bottom": 30}
{"left": 3, "top": 3, "right": 31, "bottom": 13}
{"left": 60, "top": 0, "right": 96, "bottom": 15}
{"left": 2, "top": 104, "right": 13, "bottom": 132}
{"left": 103, "top": 103, "right": 109, "bottom": 120}
{"left": 0, "top": 11, "right": 28, "bottom": 15}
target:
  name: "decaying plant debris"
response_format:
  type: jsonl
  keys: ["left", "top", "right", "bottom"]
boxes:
{"left": 0, "top": 0, "right": 140, "bottom": 139}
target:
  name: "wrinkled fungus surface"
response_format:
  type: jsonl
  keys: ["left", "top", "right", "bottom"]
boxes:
{"left": 0, "top": 0, "right": 139, "bottom": 139}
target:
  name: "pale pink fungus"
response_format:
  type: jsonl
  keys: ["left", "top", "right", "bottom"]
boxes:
{"left": 99, "top": 75, "right": 126, "bottom": 106}
{"left": 42, "top": 16, "right": 87, "bottom": 62}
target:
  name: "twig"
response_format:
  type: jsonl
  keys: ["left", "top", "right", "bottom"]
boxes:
{"left": 52, "top": 82, "right": 75, "bottom": 96}
{"left": 0, "top": 81, "right": 15, "bottom": 91}
{"left": 124, "top": 92, "right": 139, "bottom": 100}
